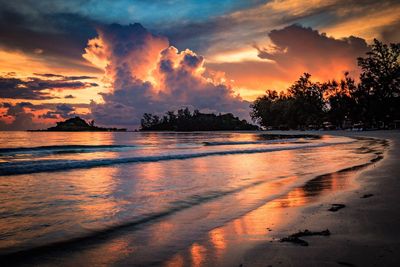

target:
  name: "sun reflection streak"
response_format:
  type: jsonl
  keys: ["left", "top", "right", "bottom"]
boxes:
{"left": 209, "top": 227, "right": 227, "bottom": 258}
{"left": 190, "top": 243, "right": 206, "bottom": 267}
{"left": 165, "top": 254, "right": 185, "bottom": 267}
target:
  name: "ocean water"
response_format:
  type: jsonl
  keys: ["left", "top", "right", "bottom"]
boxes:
{"left": 0, "top": 131, "right": 386, "bottom": 266}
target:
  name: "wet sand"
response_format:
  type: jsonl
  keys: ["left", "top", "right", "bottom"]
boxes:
{"left": 240, "top": 130, "right": 400, "bottom": 267}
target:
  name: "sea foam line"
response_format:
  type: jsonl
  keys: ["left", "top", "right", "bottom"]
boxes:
{"left": 202, "top": 138, "right": 299, "bottom": 146}
{"left": 0, "top": 141, "right": 352, "bottom": 176}
{"left": 0, "top": 145, "right": 137, "bottom": 156}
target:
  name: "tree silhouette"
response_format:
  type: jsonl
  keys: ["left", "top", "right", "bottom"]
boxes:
{"left": 323, "top": 72, "right": 358, "bottom": 128}
{"left": 251, "top": 74, "right": 326, "bottom": 129}
{"left": 357, "top": 39, "right": 400, "bottom": 126}
{"left": 250, "top": 39, "right": 400, "bottom": 130}
{"left": 140, "top": 108, "right": 258, "bottom": 131}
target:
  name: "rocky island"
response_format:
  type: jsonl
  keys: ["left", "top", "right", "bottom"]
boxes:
{"left": 30, "top": 117, "right": 126, "bottom": 132}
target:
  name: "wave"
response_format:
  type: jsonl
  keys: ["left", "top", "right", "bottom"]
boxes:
{"left": 0, "top": 178, "right": 271, "bottom": 260}
{"left": 0, "top": 141, "right": 352, "bottom": 176}
{"left": 0, "top": 145, "right": 137, "bottom": 156}
{"left": 203, "top": 138, "right": 298, "bottom": 146}
{"left": 0, "top": 149, "right": 384, "bottom": 262}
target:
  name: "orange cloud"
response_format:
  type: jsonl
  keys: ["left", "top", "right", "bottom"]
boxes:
{"left": 86, "top": 23, "right": 249, "bottom": 127}
{"left": 207, "top": 25, "right": 369, "bottom": 99}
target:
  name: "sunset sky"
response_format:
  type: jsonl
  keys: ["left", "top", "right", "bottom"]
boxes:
{"left": 1, "top": 0, "right": 399, "bottom": 130}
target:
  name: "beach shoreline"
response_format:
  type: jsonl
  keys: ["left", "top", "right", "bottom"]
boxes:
{"left": 239, "top": 130, "right": 400, "bottom": 267}
{"left": 0, "top": 131, "right": 398, "bottom": 266}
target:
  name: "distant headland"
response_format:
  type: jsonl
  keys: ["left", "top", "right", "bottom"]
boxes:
{"left": 29, "top": 117, "right": 127, "bottom": 132}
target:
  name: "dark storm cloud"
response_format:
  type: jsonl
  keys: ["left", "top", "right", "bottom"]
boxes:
{"left": 39, "top": 104, "right": 75, "bottom": 119}
{"left": 380, "top": 20, "right": 400, "bottom": 44}
{"left": 34, "top": 73, "right": 96, "bottom": 80}
{"left": 0, "top": 75, "right": 98, "bottom": 100}
{"left": 255, "top": 24, "right": 368, "bottom": 62}
{"left": 0, "top": 0, "right": 398, "bottom": 67}
{"left": 0, "top": 0, "right": 264, "bottom": 61}
{"left": 0, "top": 102, "right": 46, "bottom": 130}
{"left": 162, "top": 0, "right": 400, "bottom": 55}
{"left": 0, "top": 9, "right": 100, "bottom": 72}
{"left": 0, "top": 101, "right": 91, "bottom": 130}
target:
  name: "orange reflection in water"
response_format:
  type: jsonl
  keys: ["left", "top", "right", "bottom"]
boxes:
{"left": 81, "top": 236, "right": 132, "bottom": 266}
{"left": 165, "top": 254, "right": 185, "bottom": 267}
{"left": 209, "top": 227, "right": 226, "bottom": 258}
{"left": 149, "top": 220, "right": 176, "bottom": 246}
{"left": 271, "top": 187, "right": 308, "bottom": 208}
{"left": 162, "top": 154, "right": 362, "bottom": 267}
{"left": 190, "top": 243, "right": 207, "bottom": 267}
{"left": 68, "top": 165, "right": 121, "bottom": 226}
{"left": 140, "top": 162, "right": 164, "bottom": 182}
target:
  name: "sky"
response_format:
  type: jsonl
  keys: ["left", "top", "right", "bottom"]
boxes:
{"left": 0, "top": 0, "right": 399, "bottom": 130}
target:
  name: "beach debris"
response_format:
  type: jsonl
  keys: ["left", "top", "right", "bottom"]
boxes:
{"left": 280, "top": 229, "right": 331, "bottom": 246}
{"left": 370, "top": 155, "right": 383, "bottom": 163}
{"left": 280, "top": 236, "right": 309, "bottom": 246}
{"left": 328, "top": 204, "right": 346, "bottom": 212}
{"left": 361, "top": 194, "right": 374, "bottom": 198}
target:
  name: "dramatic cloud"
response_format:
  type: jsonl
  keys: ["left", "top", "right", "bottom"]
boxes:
{"left": 165, "top": 0, "right": 399, "bottom": 57}
{"left": 207, "top": 24, "right": 369, "bottom": 98}
{"left": 0, "top": 0, "right": 398, "bottom": 74}
{"left": 0, "top": 102, "right": 48, "bottom": 130}
{"left": 256, "top": 25, "right": 368, "bottom": 77}
{"left": 0, "top": 1, "right": 398, "bottom": 129}
{"left": 0, "top": 74, "right": 99, "bottom": 100}
{"left": 0, "top": 7, "right": 100, "bottom": 73}
{"left": 84, "top": 23, "right": 249, "bottom": 127}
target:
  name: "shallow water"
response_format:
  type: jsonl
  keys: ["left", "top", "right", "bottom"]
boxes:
{"left": 0, "top": 131, "right": 385, "bottom": 266}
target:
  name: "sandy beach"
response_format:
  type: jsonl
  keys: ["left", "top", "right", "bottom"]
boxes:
{"left": 240, "top": 130, "right": 400, "bottom": 267}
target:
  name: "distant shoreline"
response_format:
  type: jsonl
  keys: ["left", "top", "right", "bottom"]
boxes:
{"left": 27, "top": 129, "right": 128, "bottom": 132}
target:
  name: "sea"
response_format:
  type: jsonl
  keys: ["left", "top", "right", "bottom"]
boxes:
{"left": 0, "top": 131, "right": 386, "bottom": 266}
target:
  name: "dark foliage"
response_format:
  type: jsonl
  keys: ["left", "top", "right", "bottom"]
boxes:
{"left": 251, "top": 39, "right": 400, "bottom": 130}
{"left": 357, "top": 39, "right": 400, "bottom": 126}
{"left": 250, "top": 73, "right": 326, "bottom": 130}
{"left": 140, "top": 107, "right": 258, "bottom": 131}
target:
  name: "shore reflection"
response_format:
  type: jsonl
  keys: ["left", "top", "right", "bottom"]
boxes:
{"left": 0, "top": 133, "right": 382, "bottom": 267}
{"left": 163, "top": 143, "right": 378, "bottom": 267}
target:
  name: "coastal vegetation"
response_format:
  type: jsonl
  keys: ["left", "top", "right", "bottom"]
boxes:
{"left": 140, "top": 108, "right": 258, "bottom": 131}
{"left": 250, "top": 39, "right": 400, "bottom": 130}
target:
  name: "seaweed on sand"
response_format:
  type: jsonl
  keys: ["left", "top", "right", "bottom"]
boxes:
{"left": 280, "top": 229, "right": 331, "bottom": 246}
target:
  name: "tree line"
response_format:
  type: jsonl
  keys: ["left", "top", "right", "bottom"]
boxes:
{"left": 250, "top": 39, "right": 400, "bottom": 130}
{"left": 140, "top": 107, "right": 258, "bottom": 131}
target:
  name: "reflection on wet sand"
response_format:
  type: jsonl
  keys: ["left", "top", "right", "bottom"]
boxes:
{"left": 163, "top": 140, "right": 386, "bottom": 267}
{"left": 209, "top": 228, "right": 226, "bottom": 255}
{"left": 190, "top": 243, "right": 207, "bottom": 267}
